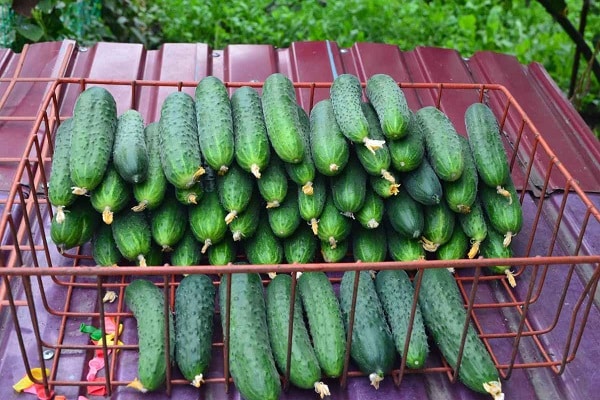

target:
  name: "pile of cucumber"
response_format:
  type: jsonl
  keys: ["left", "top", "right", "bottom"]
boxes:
{"left": 47, "top": 73, "right": 521, "bottom": 399}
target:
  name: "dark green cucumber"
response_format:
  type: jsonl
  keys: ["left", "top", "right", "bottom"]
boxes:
{"left": 309, "top": 99, "right": 349, "bottom": 176}
{"left": 150, "top": 195, "right": 186, "bottom": 251}
{"left": 340, "top": 271, "right": 396, "bottom": 388}
{"left": 317, "top": 194, "right": 352, "bottom": 249}
{"left": 369, "top": 173, "right": 401, "bottom": 198}
{"left": 465, "top": 102, "right": 511, "bottom": 200}
{"left": 231, "top": 86, "right": 271, "bottom": 178}
{"left": 48, "top": 118, "right": 76, "bottom": 223}
{"left": 387, "top": 226, "right": 425, "bottom": 262}
{"left": 365, "top": 73, "right": 410, "bottom": 139}
{"left": 297, "top": 272, "right": 346, "bottom": 377}
{"left": 443, "top": 136, "right": 478, "bottom": 214}
{"left": 355, "top": 189, "right": 385, "bottom": 229}
{"left": 90, "top": 164, "right": 131, "bottom": 225}
{"left": 170, "top": 228, "right": 202, "bottom": 266}
{"left": 143, "top": 243, "right": 164, "bottom": 266}
{"left": 331, "top": 154, "right": 367, "bottom": 217}
{"left": 92, "top": 223, "right": 121, "bottom": 266}
{"left": 267, "top": 189, "right": 301, "bottom": 238}
{"left": 416, "top": 106, "right": 464, "bottom": 182}
{"left": 195, "top": 76, "right": 235, "bottom": 175}
{"left": 229, "top": 192, "right": 261, "bottom": 241}
{"left": 245, "top": 218, "right": 284, "bottom": 265}
{"left": 353, "top": 225, "right": 387, "bottom": 262}
{"left": 175, "top": 274, "right": 215, "bottom": 386}
{"left": 112, "top": 210, "right": 151, "bottom": 266}
{"left": 261, "top": 73, "right": 305, "bottom": 164}
{"left": 458, "top": 199, "right": 488, "bottom": 259}
{"left": 298, "top": 174, "right": 326, "bottom": 235}
{"left": 388, "top": 111, "right": 425, "bottom": 172}
{"left": 189, "top": 190, "right": 228, "bottom": 253}
{"left": 132, "top": 122, "right": 167, "bottom": 212}
{"left": 207, "top": 236, "right": 237, "bottom": 266}
{"left": 257, "top": 155, "right": 288, "bottom": 208}
{"left": 437, "top": 224, "right": 469, "bottom": 261}
{"left": 402, "top": 157, "right": 443, "bottom": 206}
{"left": 422, "top": 201, "right": 456, "bottom": 252}
{"left": 159, "top": 91, "right": 204, "bottom": 189}
{"left": 320, "top": 238, "right": 348, "bottom": 262}
{"left": 285, "top": 106, "right": 315, "bottom": 195}
{"left": 357, "top": 102, "right": 396, "bottom": 184}
{"left": 283, "top": 224, "right": 318, "bottom": 264}
{"left": 174, "top": 182, "right": 203, "bottom": 206}
{"left": 216, "top": 161, "right": 254, "bottom": 224}
{"left": 124, "top": 279, "right": 174, "bottom": 392}
{"left": 113, "top": 109, "right": 149, "bottom": 184}
{"left": 418, "top": 268, "right": 503, "bottom": 397}
{"left": 69, "top": 87, "right": 117, "bottom": 195}
{"left": 479, "top": 177, "right": 522, "bottom": 248}
{"left": 266, "top": 274, "right": 326, "bottom": 393}
{"left": 51, "top": 198, "right": 99, "bottom": 251}
{"left": 375, "top": 270, "right": 429, "bottom": 369}
{"left": 385, "top": 188, "right": 424, "bottom": 239}
{"left": 480, "top": 224, "right": 515, "bottom": 287}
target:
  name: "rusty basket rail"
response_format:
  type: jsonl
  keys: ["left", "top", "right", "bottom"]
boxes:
{"left": 1, "top": 78, "right": 600, "bottom": 398}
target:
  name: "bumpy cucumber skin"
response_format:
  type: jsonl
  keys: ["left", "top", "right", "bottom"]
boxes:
{"left": 220, "top": 273, "right": 282, "bottom": 400}
{"left": 480, "top": 224, "right": 513, "bottom": 274}
{"left": 92, "top": 223, "right": 122, "bottom": 266}
{"left": 48, "top": 118, "right": 77, "bottom": 211}
{"left": 437, "top": 224, "right": 469, "bottom": 260}
{"left": 284, "top": 106, "right": 315, "bottom": 189}
{"left": 113, "top": 109, "right": 149, "bottom": 184}
{"left": 175, "top": 274, "right": 215, "bottom": 383}
{"left": 267, "top": 189, "right": 301, "bottom": 238}
{"left": 189, "top": 191, "right": 228, "bottom": 253}
{"left": 355, "top": 189, "right": 385, "bottom": 229}
{"left": 207, "top": 236, "right": 237, "bottom": 266}
{"left": 369, "top": 173, "right": 400, "bottom": 199}
{"left": 331, "top": 155, "right": 367, "bottom": 215}
{"left": 403, "top": 157, "right": 443, "bottom": 206}
{"left": 90, "top": 165, "right": 131, "bottom": 223}
{"left": 443, "top": 136, "right": 478, "bottom": 214}
{"left": 321, "top": 239, "right": 349, "bottom": 263}
{"left": 352, "top": 225, "right": 387, "bottom": 262}
{"left": 159, "top": 91, "right": 203, "bottom": 189}
{"left": 231, "top": 86, "right": 271, "bottom": 178}
{"left": 229, "top": 192, "right": 261, "bottom": 241}
{"left": 387, "top": 227, "right": 425, "bottom": 262}
{"left": 195, "top": 76, "right": 235, "bottom": 174}
{"left": 309, "top": 99, "right": 349, "bottom": 176}
{"left": 245, "top": 219, "right": 283, "bottom": 265}
{"left": 216, "top": 161, "right": 254, "bottom": 221}
{"left": 458, "top": 199, "right": 488, "bottom": 258}
{"left": 340, "top": 271, "right": 396, "bottom": 379}
{"left": 418, "top": 268, "right": 500, "bottom": 393}
{"left": 133, "top": 122, "right": 167, "bottom": 211}
{"left": 422, "top": 201, "right": 456, "bottom": 250}
{"left": 171, "top": 229, "right": 202, "bottom": 266}
{"left": 356, "top": 102, "right": 393, "bottom": 177}
{"left": 257, "top": 156, "right": 288, "bottom": 207}
{"left": 283, "top": 224, "right": 318, "bottom": 263}
{"left": 298, "top": 174, "right": 326, "bottom": 230}
{"left": 150, "top": 195, "right": 186, "bottom": 250}
{"left": 297, "top": 272, "right": 346, "bottom": 377}
{"left": 465, "top": 102, "right": 509, "bottom": 188}
{"left": 261, "top": 73, "right": 305, "bottom": 164}
{"left": 389, "top": 111, "right": 425, "bottom": 172}
{"left": 142, "top": 244, "right": 164, "bottom": 266}
{"left": 366, "top": 74, "right": 410, "bottom": 139}
{"left": 70, "top": 87, "right": 117, "bottom": 193}
{"left": 112, "top": 210, "right": 151, "bottom": 263}
{"left": 266, "top": 274, "right": 322, "bottom": 389}
{"left": 416, "top": 106, "right": 464, "bottom": 182}
{"left": 125, "top": 279, "right": 174, "bottom": 392}
{"left": 317, "top": 195, "right": 352, "bottom": 249}
{"left": 330, "top": 74, "right": 370, "bottom": 143}
{"left": 375, "top": 270, "right": 429, "bottom": 369}
{"left": 51, "top": 198, "right": 99, "bottom": 250}
{"left": 479, "top": 178, "right": 523, "bottom": 240}
{"left": 385, "top": 188, "right": 424, "bottom": 239}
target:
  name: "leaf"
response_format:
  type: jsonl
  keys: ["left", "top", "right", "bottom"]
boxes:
{"left": 36, "top": 0, "right": 57, "bottom": 14}
{"left": 458, "top": 14, "right": 477, "bottom": 36}
{"left": 16, "top": 22, "right": 44, "bottom": 42}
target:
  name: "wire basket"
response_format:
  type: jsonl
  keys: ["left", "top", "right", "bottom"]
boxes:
{"left": 0, "top": 77, "right": 599, "bottom": 399}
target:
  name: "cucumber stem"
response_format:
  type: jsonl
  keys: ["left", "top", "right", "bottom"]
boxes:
{"left": 268, "top": 272, "right": 277, "bottom": 279}
{"left": 496, "top": 185, "right": 512, "bottom": 204}
{"left": 420, "top": 236, "right": 440, "bottom": 252}
{"left": 457, "top": 204, "right": 471, "bottom": 214}
{"left": 503, "top": 232, "right": 514, "bottom": 247}
{"left": 329, "top": 163, "right": 340, "bottom": 173}
{"left": 314, "top": 381, "right": 330, "bottom": 398}
{"left": 366, "top": 219, "right": 379, "bottom": 229}
{"left": 505, "top": 270, "right": 517, "bottom": 288}
{"left": 186, "top": 193, "right": 198, "bottom": 205}
{"left": 381, "top": 169, "right": 396, "bottom": 184}
{"left": 328, "top": 236, "right": 338, "bottom": 249}
{"left": 266, "top": 200, "right": 280, "bottom": 208}
{"left": 309, "top": 218, "right": 319, "bottom": 235}
{"left": 225, "top": 210, "right": 238, "bottom": 224}
{"left": 369, "top": 372, "right": 384, "bottom": 389}
{"left": 192, "top": 166, "right": 206, "bottom": 183}
{"left": 218, "top": 165, "right": 229, "bottom": 175}
{"left": 102, "top": 291, "right": 117, "bottom": 303}
{"left": 467, "top": 240, "right": 481, "bottom": 259}
{"left": 302, "top": 181, "right": 314, "bottom": 195}
{"left": 131, "top": 200, "right": 148, "bottom": 212}
{"left": 483, "top": 380, "right": 504, "bottom": 400}
{"left": 201, "top": 239, "right": 212, "bottom": 254}
{"left": 102, "top": 206, "right": 114, "bottom": 225}
{"left": 389, "top": 182, "right": 401, "bottom": 196}
{"left": 71, "top": 186, "right": 88, "bottom": 196}
{"left": 55, "top": 206, "right": 66, "bottom": 224}
{"left": 126, "top": 377, "right": 148, "bottom": 393}
{"left": 190, "top": 373, "right": 205, "bottom": 388}
{"left": 232, "top": 230, "right": 243, "bottom": 241}
{"left": 250, "top": 163, "right": 262, "bottom": 179}
{"left": 161, "top": 244, "right": 173, "bottom": 252}
{"left": 362, "top": 137, "right": 386, "bottom": 154}
{"left": 137, "top": 254, "right": 147, "bottom": 267}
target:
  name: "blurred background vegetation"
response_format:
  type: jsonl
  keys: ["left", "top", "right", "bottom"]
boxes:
{"left": 1, "top": 0, "right": 598, "bottom": 135}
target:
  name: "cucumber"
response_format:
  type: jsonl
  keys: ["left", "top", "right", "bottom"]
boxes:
{"left": 479, "top": 177, "right": 522, "bottom": 247}
{"left": 195, "top": 76, "right": 235, "bottom": 175}
{"left": 232, "top": 86, "right": 271, "bottom": 178}
{"left": 267, "top": 189, "right": 301, "bottom": 238}
{"left": 219, "top": 273, "right": 281, "bottom": 400}
{"left": 330, "top": 74, "right": 385, "bottom": 153}
{"left": 92, "top": 223, "right": 122, "bottom": 266}
{"left": 113, "top": 109, "right": 149, "bottom": 184}
{"left": 309, "top": 99, "right": 349, "bottom": 176}
{"left": 285, "top": 106, "right": 315, "bottom": 195}
{"left": 245, "top": 218, "right": 284, "bottom": 265}
{"left": 150, "top": 195, "right": 186, "bottom": 251}
{"left": 355, "top": 189, "right": 385, "bottom": 229}
{"left": 422, "top": 201, "right": 456, "bottom": 252}
{"left": 124, "top": 279, "right": 174, "bottom": 392}
{"left": 189, "top": 190, "right": 228, "bottom": 253}
{"left": 458, "top": 199, "right": 488, "bottom": 259}
{"left": 216, "top": 161, "right": 254, "bottom": 224}
{"left": 266, "top": 274, "right": 327, "bottom": 394}
{"left": 90, "top": 164, "right": 131, "bottom": 225}
{"left": 386, "top": 226, "right": 425, "bottom": 262}
{"left": 69, "top": 87, "right": 117, "bottom": 195}
{"left": 416, "top": 106, "right": 464, "bottom": 182}
{"left": 353, "top": 225, "right": 387, "bottom": 262}
{"left": 207, "top": 236, "right": 237, "bottom": 266}
{"left": 365, "top": 73, "right": 410, "bottom": 139}
{"left": 283, "top": 224, "right": 318, "bottom": 264}
{"left": 48, "top": 118, "right": 76, "bottom": 223}
{"left": 142, "top": 243, "right": 164, "bottom": 266}
{"left": 132, "top": 122, "right": 168, "bottom": 212}
{"left": 175, "top": 274, "right": 215, "bottom": 387}
{"left": 321, "top": 238, "right": 349, "bottom": 262}
{"left": 229, "top": 192, "right": 261, "bottom": 242}
{"left": 297, "top": 272, "right": 346, "bottom": 377}
{"left": 174, "top": 182, "right": 203, "bottom": 206}
{"left": 375, "top": 270, "right": 429, "bottom": 369}
{"left": 357, "top": 102, "right": 396, "bottom": 185}
{"left": 465, "top": 102, "right": 511, "bottom": 201}
{"left": 437, "top": 224, "right": 469, "bottom": 261}
{"left": 298, "top": 174, "right": 326, "bottom": 235}
{"left": 340, "top": 271, "right": 396, "bottom": 388}
{"left": 385, "top": 188, "right": 424, "bottom": 239}
{"left": 51, "top": 198, "right": 99, "bottom": 251}
{"left": 170, "top": 228, "right": 203, "bottom": 266}
{"left": 331, "top": 155, "right": 367, "bottom": 218}
{"left": 159, "top": 91, "right": 204, "bottom": 189}
{"left": 369, "top": 173, "right": 401, "bottom": 198}
{"left": 388, "top": 111, "right": 425, "bottom": 172}
{"left": 317, "top": 194, "right": 352, "bottom": 249}
{"left": 112, "top": 210, "right": 151, "bottom": 266}
{"left": 257, "top": 155, "right": 288, "bottom": 208}
{"left": 402, "top": 157, "right": 443, "bottom": 206}
{"left": 261, "top": 73, "right": 305, "bottom": 164}
{"left": 480, "top": 224, "right": 515, "bottom": 287}
{"left": 417, "top": 268, "right": 503, "bottom": 398}
{"left": 443, "top": 136, "right": 478, "bottom": 214}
